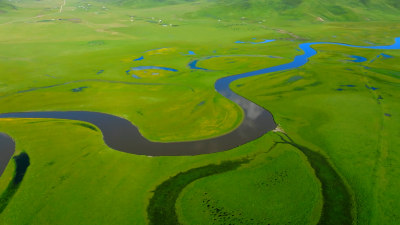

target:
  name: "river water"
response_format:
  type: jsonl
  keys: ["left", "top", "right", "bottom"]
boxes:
{"left": 0, "top": 37, "right": 399, "bottom": 176}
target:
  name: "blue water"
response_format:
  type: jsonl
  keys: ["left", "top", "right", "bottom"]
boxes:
{"left": 97, "top": 70, "right": 104, "bottom": 75}
{"left": 188, "top": 54, "right": 281, "bottom": 70}
{"left": 365, "top": 85, "right": 378, "bottom": 90}
{"left": 348, "top": 55, "right": 367, "bottom": 62}
{"left": 133, "top": 56, "right": 144, "bottom": 61}
{"left": 385, "top": 113, "right": 392, "bottom": 117}
{"left": 252, "top": 39, "right": 275, "bottom": 44}
{"left": 186, "top": 51, "right": 196, "bottom": 55}
{"left": 215, "top": 37, "right": 400, "bottom": 104}
{"left": 370, "top": 53, "right": 394, "bottom": 63}
{"left": 236, "top": 39, "right": 275, "bottom": 44}
{"left": 188, "top": 60, "right": 208, "bottom": 70}
{"left": 337, "top": 84, "right": 356, "bottom": 90}
{"left": 130, "top": 66, "right": 178, "bottom": 72}
{"left": 380, "top": 53, "right": 393, "bottom": 58}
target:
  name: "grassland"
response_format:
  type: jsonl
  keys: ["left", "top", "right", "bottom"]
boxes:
{"left": 0, "top": 0, "right": 399, "bottom": 224}
{"left": 231, "top": 41, "right": 400, "bottom": 224}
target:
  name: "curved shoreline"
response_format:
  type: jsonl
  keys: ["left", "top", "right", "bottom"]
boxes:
{"left": 0, "top": 38, "right": 399, "bottom": 176}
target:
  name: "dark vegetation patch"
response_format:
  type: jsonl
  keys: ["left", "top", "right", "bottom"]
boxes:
{"left": 387, "top": 0, "right": 400, "bottom": 9}
{"left": 0, "top": 152, "right": 30, "bottom": 214}
{"left": 37, "top": 19, "right": 54, "bottom": 23}
{"left": 201, "top": 193, "right": 271, "bottom": 225}
{"left": 71, "top": 86, "right": 88, "bottom": 92}
{"left": 74, "top": 122, "right": 98, "bottom": 131}
{"left": 196, "top": 101, "right": 206, "bottom": 107}
{"left": 287, "top": 75, "right": 304, "bottom": 83}
{"left": 147, "top": 159, "right": 249, "bottom": 225}
{"left": 282, "top": 0, "right": 303, "bottom": 8}
{"left": 46, "top": 161, "right": 55, "bottom": 167}
{"left": 191, "top": 101, "right": 206, "bottom": 113}
{"left": 294, "top": 87, "right": 305, "bottom": 91}
{"left": 82, "top": 152, "right": 91, "bottom": 158}
{"left": 277, "top": 134, "right": 354, "bottom": 225}
{"left": 257, "top": 170, "right": 288, "bottom": 188}
{"left": 327, "top": 5, "right": 348, "bottom": 15}
{"left": 257, "top": 80, "right": 321, "bottom": 97}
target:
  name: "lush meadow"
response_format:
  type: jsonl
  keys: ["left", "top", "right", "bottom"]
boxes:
{"left": 0, "top": 0, "right": 399, "bottom": 224}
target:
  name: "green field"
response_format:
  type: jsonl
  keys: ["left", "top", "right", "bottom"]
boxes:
{"left": 0, "top": 0, "right": 399, "bottom": 224}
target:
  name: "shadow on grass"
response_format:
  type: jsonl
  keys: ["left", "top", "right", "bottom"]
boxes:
{"left": 277, "top": 133, "right": 354, "bottom": 225}
{"left": 0, "top": 152, "right": 30, "bottom": 214}
{"left": 147, "top": 158, "right": 249, "bottom": 225}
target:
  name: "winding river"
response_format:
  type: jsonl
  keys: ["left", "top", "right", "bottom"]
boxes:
{"left": 0, "top": 38, "right": 399, "bottom": 176}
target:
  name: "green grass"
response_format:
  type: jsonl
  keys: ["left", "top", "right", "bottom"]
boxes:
{"left": 231, "top": 42, "right": 400, "bottom": 224}
{"left": 0, "top": 0, "right": 399, "bottom": 224}
{"left": 0, "top": 119, "right": 278, "bottom": 224}
{"left": 177, "top": 141, "right": 322, "bottom": 225}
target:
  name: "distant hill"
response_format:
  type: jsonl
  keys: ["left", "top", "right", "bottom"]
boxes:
{"left": 96, "top": 0, "right": 400, "bottom": 21}
{"left": 93, "top": 0, "right": 196, "bottom": 7}
{"left": 194, "top": 0, "right": 400, "bottom": 21}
